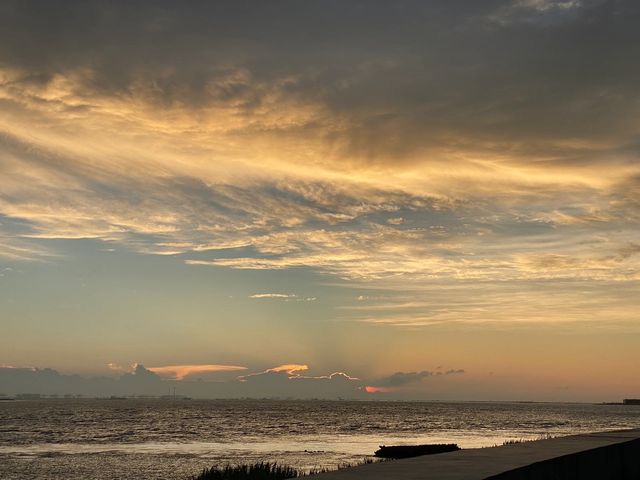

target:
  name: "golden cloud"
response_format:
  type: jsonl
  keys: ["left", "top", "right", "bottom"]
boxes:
{"left": 1, "top": 1, "right": 639, "bottom": 333}
{"left": 266, "top": 364, "right": 309, "bottom": 375}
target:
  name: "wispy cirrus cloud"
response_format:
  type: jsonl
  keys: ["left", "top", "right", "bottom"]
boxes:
{"left": 248, "top": 293, "right": 317, "bottom": 302}
{"left": 0, "top": 234, "right": 55, "bottom": 261}
{"left": 0, "top": 0, "right": 639, "bottom": 333}
{"left": 250, "top": 293, "right": 296, "bottom": 299}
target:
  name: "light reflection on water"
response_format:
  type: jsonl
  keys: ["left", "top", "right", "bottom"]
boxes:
{"left": 1, "top": 399, "right": 639, "bottom": 479}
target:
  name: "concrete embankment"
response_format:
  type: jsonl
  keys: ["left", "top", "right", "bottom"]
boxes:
{"left": 310, "top": 428, "right": 640, "bottom": 480}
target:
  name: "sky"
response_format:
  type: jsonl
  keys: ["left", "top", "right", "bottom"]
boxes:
{"left": 0, "top": 0, "right": 639, "bottom": 402}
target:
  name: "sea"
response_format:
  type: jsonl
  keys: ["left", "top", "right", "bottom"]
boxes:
{"left": 1, "top": 399, "right": 639, "bottom": 480}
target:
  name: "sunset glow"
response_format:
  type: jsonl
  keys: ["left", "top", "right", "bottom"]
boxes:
{"left": 1, "top": 0, "right": 639, "bottom": 402}
{"left": 364, "top": 386, "right": 394, "bottom": 394}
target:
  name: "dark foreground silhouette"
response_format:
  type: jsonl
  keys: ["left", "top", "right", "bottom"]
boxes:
{"left": 191, "top": 444, "right": 461, "bottom": 479}
{"left": 192, "top": 463, "right": 301, "bottom": 480}
{"left": 191, "top": 460, "right": 377, "bottom": 480}
{"left": 190, "top": 444, "right": 461, "bottom": 480}
{"left": 374, "top": 443, "right": 460, "bottom": 459}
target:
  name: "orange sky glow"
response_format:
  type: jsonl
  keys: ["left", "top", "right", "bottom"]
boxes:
{"left": 1, "top": 1, "right": 639, "bottom": 402}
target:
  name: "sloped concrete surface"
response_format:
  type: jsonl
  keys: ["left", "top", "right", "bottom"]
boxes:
{"left": 310, "top": 429, "right": 640, "bottom": 480}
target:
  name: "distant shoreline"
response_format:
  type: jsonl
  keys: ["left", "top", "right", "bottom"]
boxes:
{"left": 1, "top": 395, "right": 638, "bottom": 405}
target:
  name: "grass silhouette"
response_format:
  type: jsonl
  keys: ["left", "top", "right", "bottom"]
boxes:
{"left": 501, "top": 434, "right": 555, "bottom": 446}
{"left": 191, "top": 459, "right": 379, "bottom": 480}
{"left": 192, "top": 463, "right": 301, "bottom": 480}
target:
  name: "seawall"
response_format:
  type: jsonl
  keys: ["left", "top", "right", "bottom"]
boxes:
{"left": 309, "top": 428, "right": 640, "bottom": 479}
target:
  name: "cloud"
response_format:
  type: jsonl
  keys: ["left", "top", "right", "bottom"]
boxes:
{"left": 267, "top": 364, "right": 308, "bottom": 374}
{"left": 3, "top": 1, "right": 639, "bottom": 183}
{"left": 235, "top": 363, "right": 364, "bottom": 398}
{"left": 106, "top": 362, "right": 129, "bottom": 373}
{"left": 249, "top": 293, "right": 296, "bottom": 299}
{"left": 364, "top": 368, "right": 465, "bottom": 394}
{"left": 0, "top": 364, "right": 164, "bottom": 397}
{"left": 616, "top": 243, "right": 640, "bottom": 261}
{"left": 0, "top": 363, "right": 364, "bottom": 399}
{"left": 148, "top": 364, "right": 247, "bottom": 380}
{"left": 249, "top": 293, "right": 317, "bottom": 302}
{"left": 239, "top": 364, "right": 310, "bottom": 380}
{"left": 0, "top": 226, "right": 57, "bottom": 261}
{"left": 340, "top": 278, "right": 640, "bottom": 328}
{"left": 374, "top": 371, "right": 437, "bottom": 387}
{"left": 364, "top": 386, "right": 393, "bottom": 394}
{"left": 489, "top": 0, "right": 587, "bottom": 25}
{"left": 0, "top": 364, "right": 34, "bottom": 370}
{"left": 0, "top": 0, "right": 639, "bottom": 331}
{"left": 377, "top": 369, "right": 464, "bottom": 387}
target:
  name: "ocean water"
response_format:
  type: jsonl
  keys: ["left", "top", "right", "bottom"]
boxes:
{"left": 1, "top": 399, "right": 639, "bottom": 480}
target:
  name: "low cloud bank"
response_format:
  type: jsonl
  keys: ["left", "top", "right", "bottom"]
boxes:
{"left": 0, "top": 363, "right": 464, "bottom": 400}
{"left": 148, "top": 364, "right": 247, "bottom": 380}
{"left": 364, "top": 369, "right": 466, "bottom": 394}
